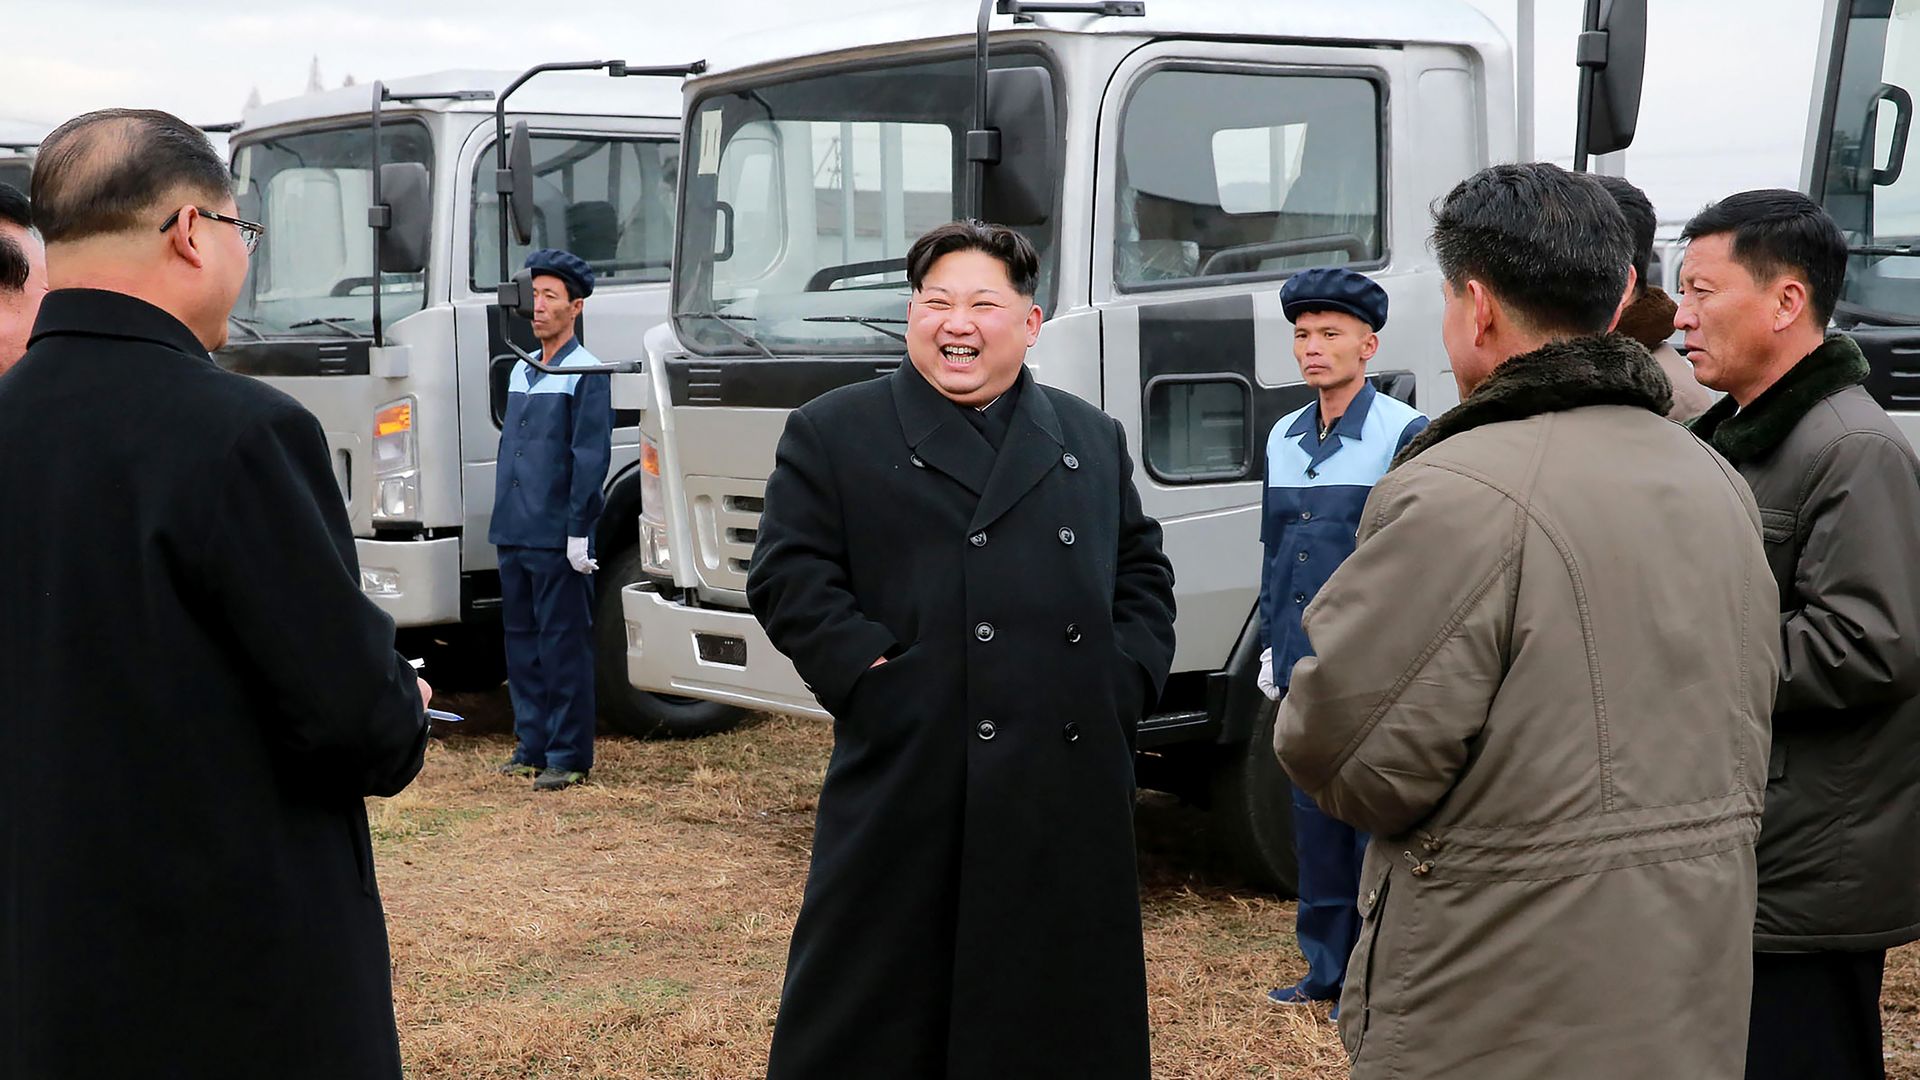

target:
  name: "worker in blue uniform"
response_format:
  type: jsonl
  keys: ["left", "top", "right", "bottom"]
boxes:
{"left": 1257, "top": 266, "right": 1427, "bottom": 1014}
{"left": 491, "top": 249, "right": 611, "bottom": 791}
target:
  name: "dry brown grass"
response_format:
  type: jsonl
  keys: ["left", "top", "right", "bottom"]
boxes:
{"left": 380, "top": 701, "right": 1918, "bottom": 1079}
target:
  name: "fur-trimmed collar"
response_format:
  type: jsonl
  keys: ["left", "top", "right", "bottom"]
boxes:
{"left": 1395, "top": 334, "right": 1673, "bottom": 468}
{"left": 1616, "top": 287, "right": 1680, "bottom": 350}
{"left": 1689, "top": 334, "right": 1869, "bottom": 464}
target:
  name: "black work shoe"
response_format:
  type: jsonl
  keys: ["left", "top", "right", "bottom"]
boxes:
{"left": 532, "top": 767, "right": 587, "bottom": 791}
{"left": 497, "top": 760, "right": 539, "bottom": 778}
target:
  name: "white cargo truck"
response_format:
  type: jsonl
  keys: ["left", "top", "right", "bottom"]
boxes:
{"left": 617, "top": 0, "right": 1645, "bottom": 891}
{"left": 219, "top": 64, "right": 711, "bottom": 735}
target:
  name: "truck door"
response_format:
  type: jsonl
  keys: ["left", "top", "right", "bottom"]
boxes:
{"left": 1808, "top": 0, "right": 1920, "bottom": 449}
{"left": 454, "top": 122, "right": 679, "bottom": 571}
{"left": 1092, "top": 41, "right": 1485, "bottom": 674}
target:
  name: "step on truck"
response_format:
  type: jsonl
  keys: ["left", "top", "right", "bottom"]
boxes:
{"left": 218, "top": 65, "right": 734, "bottom": 736}
{"left": 618, "top": 0, "right": 1645, "bottom": 892}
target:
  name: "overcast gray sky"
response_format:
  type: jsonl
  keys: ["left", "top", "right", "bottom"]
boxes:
{"left": 0, "top": 0, "right": 1824, "bottom": 224}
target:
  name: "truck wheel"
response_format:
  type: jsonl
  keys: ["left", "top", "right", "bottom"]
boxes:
{"left": 406, "top": 624, "right": 508, "bottom": 692}
{"left": 1209, "top": 699, "right": 1300, "bottom": 897}
{"left": 593, "top": 546, "right": 748, "bottom": 739}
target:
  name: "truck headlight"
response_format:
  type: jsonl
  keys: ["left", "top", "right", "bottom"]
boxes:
{"left": 639, "top": 431, "right": 672, "bottom": 575}
{"left": 371, "top": 397, "right": 419, "bottom": 524}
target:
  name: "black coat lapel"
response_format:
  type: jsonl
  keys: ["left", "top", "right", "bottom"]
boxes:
{"left": 969, "top": 369, "right": 1065, "bottom": 533}
{"left": 891, "top": 361, "right": 995, "bottom": 495}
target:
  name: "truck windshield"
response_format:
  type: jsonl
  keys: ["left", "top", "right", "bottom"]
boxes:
{"left": 229, "top": 121, "right": 433, "bottom": 336}
{"left": 1815, "top": 0, "right": 1920, "bottom": 323}
{"left": 673, "top": 53, "right": 1059, "bottom": 356}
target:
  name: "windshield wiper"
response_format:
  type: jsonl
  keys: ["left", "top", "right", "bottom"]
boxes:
{"left": 287, "top": 316, "right": 371, "bottom": 339}
{"left": 1851, "top": 244, "right": 1920, "bottom": 258}
{"left": 677, "top": 310, "right": 777, "bottom": 360}
{"left": 801, "top": 315, "right": 908, "bottom": 343}
{"left": 226, "top": 313, "right": 267, "bottom": 342}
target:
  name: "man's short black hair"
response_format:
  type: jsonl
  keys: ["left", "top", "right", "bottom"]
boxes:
{"left": 906, "top": 219, "right": 1039, "bottom": 298}
{"left": 1430, "top": 162, "right": 1633, "bottom": 337}
{"left": 1681, "top": 189, "right": 1847, "bottom": 325}
{"left": 31, "top": 108, "right": 230, "bottom": 245}
{"left": 0, "top": 182, "right": 31, "bottom": 292}
{"left": 1593, "top": 174, "right": 1657, "bottom": 295}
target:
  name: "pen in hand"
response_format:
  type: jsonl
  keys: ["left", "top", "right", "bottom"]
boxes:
{"left": 406, "top": 657, "right": 459, "bottom": 722}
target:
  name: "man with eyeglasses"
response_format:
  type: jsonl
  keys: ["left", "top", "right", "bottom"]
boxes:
{"left": 0, "top": 109, "right": 431, "bottom": 1079}
{"left": 0, "top": 182, "right": 46, "bottom": 374}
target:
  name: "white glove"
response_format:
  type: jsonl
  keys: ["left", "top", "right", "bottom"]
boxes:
{"left": 1257, "top": 646, "right": 1282, "bottom": 701}
{"left": 566, "top": 536, "right": 598, "bottom": 574}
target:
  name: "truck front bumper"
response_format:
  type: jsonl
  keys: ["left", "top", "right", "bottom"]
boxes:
{"left": 355, "top": 536, "right": 462, "bottom": 626}
{"left": 621, "top": 583, "right": 826, "bottom": 719}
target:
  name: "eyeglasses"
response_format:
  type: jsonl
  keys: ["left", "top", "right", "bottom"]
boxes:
{"left": 159, "top": 206, "right": 265, "bottom": 255}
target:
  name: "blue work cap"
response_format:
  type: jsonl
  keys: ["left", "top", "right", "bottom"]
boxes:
{"left": 524, "top": 248, "right": 596, "bottom": 300}
{"left": 1280, "top": 266, "right": 1388, "bottom": 331}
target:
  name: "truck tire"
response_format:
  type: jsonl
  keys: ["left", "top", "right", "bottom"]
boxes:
{"left": 406, "top": 624, "right": 508, "bottom": 692}
{"left": 1209, "top": 699, "right": 1300, "bottom": 897}
{"left": 593, "top": 545, "right": 748, "bottom": 739}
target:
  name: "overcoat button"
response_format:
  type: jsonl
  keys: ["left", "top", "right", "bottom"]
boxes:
{"left": 976, "top": 719, "right": 998, "bottom": 740}
{"left": 1366, "top": 888, "right": 1378, "bottom": 906}
{"left": 1294, "top": 593, "right": 1307, "bottom": 604}
{"left": 1063, "top": 721, "right": 1080, "bottom": 743}
{"left": 975, "top": 622, "right": 995, "bottom": 642}
{"left": 969, "top": 532, "right": 987, "bottom": 547}
{"left": 1297, "top": 551, "right": 1308, "bottom": 562}
{"left": 1058, "top": 527, "right": 1075, "bottom": 545}
{"left": 1299, "top": 510, "right": 1312, "bottom": 521}
{"left": 1065, "top": 623, "right": 1082, "bottom": 643}
{"left": 910, "top": 454, "right": 925, "bottom": 468}
{"left": 1062, "top": 452, "right": 1079, "bottom": 469}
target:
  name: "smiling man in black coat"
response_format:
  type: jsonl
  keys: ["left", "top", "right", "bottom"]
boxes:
{"left": 747, "top": 220, "right": 1177, "bottom": 1079}
{"left": 0, "top": 110, "right": 430, "bottom": 1079}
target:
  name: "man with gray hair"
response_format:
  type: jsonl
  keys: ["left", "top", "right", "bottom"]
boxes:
{"left": 1273, "top": 163, "right": 1778, "bottom": 1079}
{"left": 0, "top": 181, "right": 45, "bottom": 372}
{"left": 0, "top": 109, "right": 430, "bottom": 1078}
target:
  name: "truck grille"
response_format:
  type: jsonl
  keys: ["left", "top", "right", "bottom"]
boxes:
{"left": 683, "top": 476, "right": 765, "bottom": 592}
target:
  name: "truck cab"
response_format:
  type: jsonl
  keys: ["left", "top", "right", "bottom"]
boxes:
{"left": 221, "top": 70, "right": 688, "bottom": 732}
{"left": 617, "top": 0, "right": 1520, "bottom": 891}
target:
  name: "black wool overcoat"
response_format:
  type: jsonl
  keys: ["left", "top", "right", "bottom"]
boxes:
{"left": 0, "top": 290, "right": 429, "bottom": 1079}
{"left": 747, "top": 361, "right": 1177, "bottom": 1080}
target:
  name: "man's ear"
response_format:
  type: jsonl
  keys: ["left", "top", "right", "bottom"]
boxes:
{"left": 1025, "top": 302, "right": 1043, "bottom": 346}
{"left": 1609, "top": 266, "right": 1639, "bottom": 332}
{"left": 1775, "top": 277, "right": 1813, "bottom": 333}
{"left": 1358, "top": 330, "right": 1380, "bottom": 363}
{"left": 1467, "top": 279, "right": 1496, "bottom": 346}
{"left": 165, "top": 204, "right": 208, "bottom": 269}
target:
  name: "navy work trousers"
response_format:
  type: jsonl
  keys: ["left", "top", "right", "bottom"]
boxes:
{"left": 1289, "top": 777, "right": 1369, "bottom": 1000}
{"left": 499, "top": 545, "right": 595, "bottom": 773}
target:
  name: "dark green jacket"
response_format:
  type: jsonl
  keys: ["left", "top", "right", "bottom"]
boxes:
{"left": 1694, "top": 333, "right": 1920, "bottom": 953}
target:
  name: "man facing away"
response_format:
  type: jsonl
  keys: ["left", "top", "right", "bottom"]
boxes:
{"left": 0, "top": 181, "right": 46, "bottom": 373}
{"left": 1680, "top": 189, "right": 1920, "bottom": 1080}
{"left": 1256, "top": 266, "right": 1425, "bottom": 1014}
{"left": 1594, "top": 172, "right": 1716, "bottom": 421}
{"left": 490, "top": 248, "right": 612, "bottom": 791}
{"left": 1274, "top": 163, "right": 1778, "bottom": 1080}
{"left": 0, "top": 109, "right": 430, "bottom": 1079}
{"left": 747, "top": 220, "right": 1177, "bottom": 1079}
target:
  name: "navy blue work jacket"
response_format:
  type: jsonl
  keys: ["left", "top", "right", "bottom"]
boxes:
{"left": 1259, "top": 381, "right": 1428, "bottom": 683}
{"left": 489, "top": 337, "right": 613, "bottom": 550}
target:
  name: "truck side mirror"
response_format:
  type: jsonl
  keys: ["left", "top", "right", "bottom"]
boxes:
{"left": 1577, "top": 0, "right": 1647, "bottom": 160}
{"left": 497, "top": 266, "right": 537, "bottom": 319}
{"left": 982, "top": 67, "right": 1056, "bottom": 226}
{"left": 508, "top": 120, "right": 536, "bottom": 246}
{"left": 376, "top": 162, "right": 431, "bottom": 274}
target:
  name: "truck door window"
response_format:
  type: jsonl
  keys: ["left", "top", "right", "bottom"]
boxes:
{"left": 472, "top": 135, "right": 678, "bottom": 290}
{"left": 1116, "top": 69, "right": 1382, "bottom": 289}
{"left": 1815, "top": 0, "right": 1920, "bottom": 321}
